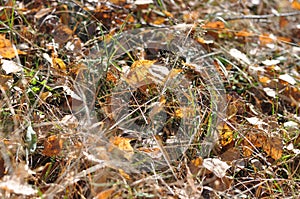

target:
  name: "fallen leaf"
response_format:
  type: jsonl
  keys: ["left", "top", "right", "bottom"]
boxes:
{"left": 291, "top": 0, "right": 300, "bottom": 10}
{"left": 118, "top": 169, "right": 131, "bottom": 180}
{"left": 95, "top": 187, "right": 115, "bottom": 199}
{"left": 220, "top": 147, "right": 240, "bottom": 161}
{"left": 1, "top": 59, "right": 22, "bottom": 74}
{"left": 235, "top": 30, "right": 253, "bottom": 37}
{"left": 262, "top": 59, "right": 280, "bottom": 66}
{"left": 153, "top": 17, "right": 165, "bottom": 25}
{"left": 0, "top": 35, "right": 26, "bottom": 59}
{"left": 52, "top": 24, "right": 73, "bottom": 45}
{"left": 202, "top": 158, "right": 230, "bottom": 178}
{"left": 279, "top": 74, "right": 296, "bottom": 85}
{"left": 124, "top": 59, "right": 157, "bottom": 87}
{"left": 43, "top": 135, "right": 63, "bottom": 157}
{"left": 52, "top": 57, "right": 67, "bottom": 71}
{"left": 0, "top": 177, "right": 37, "bottom": 196}
{"left": 218, "top": 123, "right": 234, "bottom": 147}
{"left": 262, "top": 137, "right": 283, "bottom": 160}
{"left": 259, "top": 33, "right": 273, "bottom": 45}
{"left": 109, "top": 136, "right": 134, "bottom": 160}
{"left": 279, "top": 17, "right": 289, "bottom": 28}
{"left": 263, "top": 87, "right": 276, "bottom": 98}
{"left": 229, "top": 48, "right": 251, "bottom": 65}
{"left": 258, "top": 76, "right": 271, "bottom": 84}
{"left": 202, "top": 21, "right": 225, "bottom": 29}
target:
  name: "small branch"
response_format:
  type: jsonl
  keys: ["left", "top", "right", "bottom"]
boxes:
{"left": 225, "top": 11, "right": 300, "bottom": 21}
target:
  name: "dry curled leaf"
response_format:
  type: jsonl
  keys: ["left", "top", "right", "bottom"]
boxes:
{"left": 203, "top": 158, "right": 231, "bottom": 178}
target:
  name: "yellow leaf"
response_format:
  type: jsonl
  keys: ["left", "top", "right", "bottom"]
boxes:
{"left": 218, "top": 123, "right": 234, "bottom": 146}
{"left": 124, "top": 59, "right": 156, "bottom": 87}
{"left": 109, "top": 136, "right": 134, "bottom": 160}
{"left": 52, "top": 57, "right": 67, "bottom": 71}
{"left": 118, "top": 169, "right": 131, "bottom": 180}
{"left": 153, "top": 17, "right": 165, "bottom": 25}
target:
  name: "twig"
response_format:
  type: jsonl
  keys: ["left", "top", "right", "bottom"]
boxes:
{"left": 225, "top": 11, "right": 300, "bottom": 21}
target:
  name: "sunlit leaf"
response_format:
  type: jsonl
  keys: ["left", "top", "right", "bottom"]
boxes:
{"left": 263, "top": 87, "right": 276, "bottom": 98}
{"left": 52, "top": 57, "right": 67, "bottom": 71}
{"left": 279, "top": 74, "right": 296, "bottom": 85}
{"left": 291, "top": 0, "right": 300, "bottom": 10}
{"left": 202, "top": 21, "right": 225, "bottom": 29}
{"left": 0, "top": 59, "right": 22, "bottom": 74}
{"left": 259, "top": 33, "right": 273, "bottom": 45}
{"left": 0, "top": 35, "right": 26, "bottom": 59}
{"left": 109, "top": 136, "right": 134, "bottom": 160}
{"left": 218, "top": 123, "right": 234, "bottom": 146}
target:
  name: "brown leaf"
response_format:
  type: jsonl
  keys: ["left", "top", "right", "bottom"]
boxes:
{"left": 263, "top": 137, "right": 283, "bottom": 160}
{"left": 42, "top": 135, "right": 63, "bottom": 157}
{"left": 52, "top": 25, "right": 73, "bottom": 45}
{"left": 220, "top": 147, "right": 240, "bottom": 162}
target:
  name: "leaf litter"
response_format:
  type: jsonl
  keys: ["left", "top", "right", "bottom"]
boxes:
{"left": 0, "top": 0, "right": 299, "bottom": 198}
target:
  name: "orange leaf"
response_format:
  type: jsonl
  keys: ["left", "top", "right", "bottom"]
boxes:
{"left": 95, "top": 187, "right": 115, "bottom": 199}
{"left": 202, "top": 21, "right": 225, "bottom": 29}
{"left": 277, "top": 36, "right": 292, "bottom": 43}
{"left": 258, "top": 76, "right": 271, "bottom": 84}
{"left": 118, "top": 169, "right": 131, "bottom": 180}
{"left": 153, "top": 17, "right": 165, "bottom": 25}
{"left": 0, "top": 35, "right": 25, "bottom": 59}
{"left": 292, "top": 0, "right": 300, "bottom": 10}
{"left": 124, "top": 59, "right": 157, "bottom": 87}
{"left": 163, "top": 10, "right": 173, "bottom": 18}
{"left": 259, "top": 33, "right": 273, "bottom": 45}
{"left": 235, "top": 30, "right": 253, "bottom": 37}
{"left": 43, "top": 135, "right": 63, "bottom": 157}
{"left": 191, "top": 157, "right": 203, "bottom": 167}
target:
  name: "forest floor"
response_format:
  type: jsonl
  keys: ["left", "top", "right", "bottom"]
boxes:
{"left": 0, "top": 0, "right": 299, "bottom": 198}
